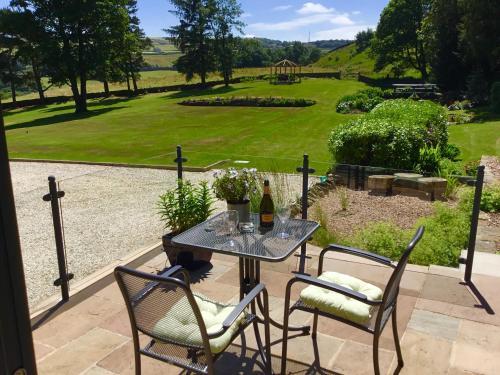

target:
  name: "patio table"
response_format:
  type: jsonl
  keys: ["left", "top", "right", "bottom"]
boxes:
{"left": 172, "top": 212, "right": 320, "bottom": 333}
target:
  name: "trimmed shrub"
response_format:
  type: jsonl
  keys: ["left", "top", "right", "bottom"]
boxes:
{"left": 491, "top": 82, "right": 500, "bottom": 113}
{"left": 336, "top": 88, "right": 389, "bottom": 114}
{"left": 179, "top": 96, "right": 316, "bottom": 107}
{"left": 328, "top": 99, "right": 448, "bottom": 170}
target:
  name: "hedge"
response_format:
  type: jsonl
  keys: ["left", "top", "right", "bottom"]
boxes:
{"left": 179, "top": 96, "right": 316, "bottom": 107}
{"left": 336, "top": 88, "right": 391, "bottom": 114}
{"left": 328, "top": 99, "right": 448, "bottom": 170}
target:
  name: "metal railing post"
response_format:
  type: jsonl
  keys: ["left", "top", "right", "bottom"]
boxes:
{"left": 295, "top": 154, "right": 315, "bottom": 274}
{"left": 43, "top": 176, "right": 73, "bottom": 301}
{"left": 463, "top": 165, "right": 485, "bottom": 283}
{"left": 174, "top": 145, "right": 187, "bottom": 181}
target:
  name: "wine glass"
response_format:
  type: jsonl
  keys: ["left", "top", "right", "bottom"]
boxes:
{"left": 276, "top": 205, "right": 291, "bottom": 239}
{"left": 223, "top": 210, "right": 239, "bottom": 249}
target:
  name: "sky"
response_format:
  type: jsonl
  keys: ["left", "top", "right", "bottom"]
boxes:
{"left": 0, "top": 1, "right": 390, "bottom": 41}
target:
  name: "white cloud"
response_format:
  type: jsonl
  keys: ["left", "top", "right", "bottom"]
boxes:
{"left": 352, "top": 11, "right": 361, "bottom": 15}
{"left": 243, "top": 34, "right": 256, "bottom": 38}
{"left": 249, "top": 10, "right": 354, "bottom": 32}
{"left": 241, "top": 12, "right": 252, "bottom": 19}
{"left": 273, "top": 5, "right": 293, "bottom": 11}
{"left": 313, "top": 24, "right": 375, "bottom": 40}
{"left": 330, "top": 14, "right": 354, "bottom": 26}
{"left": 250, "top": 13, "right": 334, "bottom": 31}
{"left": 297, "top": 2, "right": 334, "bottom": 15}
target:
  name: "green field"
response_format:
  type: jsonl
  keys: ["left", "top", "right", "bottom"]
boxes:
{"left": 4, "top": 79, "right": 499, "bottom": 172}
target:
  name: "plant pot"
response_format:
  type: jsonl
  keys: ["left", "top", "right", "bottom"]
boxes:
{"left": 162, "top": 232, "right": 212, "bottom": 270}
{"left": 227, "top": 200, "right": 251, "bottom": 223}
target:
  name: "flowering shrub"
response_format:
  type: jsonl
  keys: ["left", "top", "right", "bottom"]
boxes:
{"left": 328, "top": 99, "right": 448, "bottom": 170}
{"left": 212, "top": 168, "right": 258, "bottom": 203}
{"left": 336, "top": 88, "right": 391, "bottom": 114}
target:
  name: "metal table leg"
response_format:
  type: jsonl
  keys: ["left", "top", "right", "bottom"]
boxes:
{"left": 248, "top": 260, "right": 310, "bottom": 334}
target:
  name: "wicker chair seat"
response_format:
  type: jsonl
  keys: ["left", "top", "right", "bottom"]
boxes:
{"left": 299, "top": 271, "right": 383, "bottom": 325}
{"left": 152, "top": 293, "right": 246, "bottom": 354}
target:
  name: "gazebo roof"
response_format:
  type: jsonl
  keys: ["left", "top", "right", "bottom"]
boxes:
{"left": 273, "top": 59, "right": 299, "bottom": 67}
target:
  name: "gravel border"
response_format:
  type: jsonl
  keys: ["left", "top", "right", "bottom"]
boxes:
{"left": 11, "top": 162, "right": 312, "bottom": 307}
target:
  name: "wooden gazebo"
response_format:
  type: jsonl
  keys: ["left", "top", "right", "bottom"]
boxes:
{"left": 270, "top": 59, "right": 302, "bottom": 84}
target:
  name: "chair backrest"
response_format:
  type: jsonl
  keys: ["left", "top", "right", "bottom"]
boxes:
{"left": 379, "top": 226, "right": 425, "bottom": 316}
{"left": 114, "top": 266, "right": 213, "bottom": 372}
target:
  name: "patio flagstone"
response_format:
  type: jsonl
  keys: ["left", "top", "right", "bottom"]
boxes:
{"left": 32, "top": 250, "right": 500, "bottom": 375}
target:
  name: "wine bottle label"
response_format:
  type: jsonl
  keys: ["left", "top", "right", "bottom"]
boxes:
{"left": 261, "top": 214, "right": 274, "bottom": 222}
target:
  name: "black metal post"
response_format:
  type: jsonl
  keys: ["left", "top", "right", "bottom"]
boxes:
{"left": 296, "top": 154, "right": 315, "bottom": 274}
{"left": 43, "top": 176, "right": 72, "bottom": 301}
{"left": 174, "top": 145, "right": 187, "bottom": 181}
{"left": 464, "top": 166, "right": 485, "bottom": 283}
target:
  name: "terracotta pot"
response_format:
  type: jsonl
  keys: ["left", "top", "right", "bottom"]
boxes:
{"left": 162, "top": 232, "right": 212, "bottom": 268}
{"left": 227, "top": 200, "right": 251, "bottom": 223}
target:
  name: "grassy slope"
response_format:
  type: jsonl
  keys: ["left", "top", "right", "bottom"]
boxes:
{"left": 5, "top": 78, "right": 498, "bottom": 172}
{"left": 5, "top": 79, "right": 367, "bottom": 172}
{"left": 315, "top": 43, "right": 420, "bottom": 79}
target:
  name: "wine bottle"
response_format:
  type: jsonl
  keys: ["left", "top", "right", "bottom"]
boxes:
{"left": 259, "top": 180, "right": 274, "bottom": 228}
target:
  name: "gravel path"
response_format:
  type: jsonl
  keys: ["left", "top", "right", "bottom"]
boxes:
{"left": 11, "top": 162, "right": 219, "bottom": 307}
{"left": 11, "top": 162, "right": 311, "bottom": 307}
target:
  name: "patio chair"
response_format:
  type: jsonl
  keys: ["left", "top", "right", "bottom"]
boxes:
{"left": 280, "top": 226, "right": 425, "bottom": 375}
{"left": 115, "top": 265, "right": 272, "bottom": 375}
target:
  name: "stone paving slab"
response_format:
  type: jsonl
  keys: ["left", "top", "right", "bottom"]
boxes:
{"left": 33, "top": 250, "right": 500, "bottom": 375}
{"left": 407, "top": 310, "right": 460, "bottom": 341}
{"left": 460, "top": 250, "right": 500, "bottom": 278}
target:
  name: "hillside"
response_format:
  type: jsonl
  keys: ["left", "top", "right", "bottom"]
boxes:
{"left": 314, "top": 43, "right": 420, "bottom": 78}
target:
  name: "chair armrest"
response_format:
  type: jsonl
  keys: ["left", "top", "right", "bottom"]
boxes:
{"left": 320, "top": 244, "right": 394, "bottom": 269}
{"left": 293, "top": 274, "right": 381, "bottom": 306}
{"left": 222, "top": 283, "right": 266, "bottom": 329}
{"left": 159, "top": 265, "right": 190, "bottom": 285}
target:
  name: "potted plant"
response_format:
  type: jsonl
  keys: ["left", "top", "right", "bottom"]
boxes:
{"left": 158, "top": 180, "right": 214, "bottom": 268}
{"left": 212, "top": 168, "right": 258, "bottom": 223}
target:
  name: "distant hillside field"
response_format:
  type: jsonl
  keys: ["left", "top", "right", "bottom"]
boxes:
{"left": 314, "top": 43, "right": 420, "bottom": 79}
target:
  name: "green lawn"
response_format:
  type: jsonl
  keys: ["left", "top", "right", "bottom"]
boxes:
{"left": 4, "top": 78, "right": 499, "bottom": 172}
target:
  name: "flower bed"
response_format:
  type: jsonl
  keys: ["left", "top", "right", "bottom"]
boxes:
{"left": 179, "top": 96, "right": 316, "bottom": 107}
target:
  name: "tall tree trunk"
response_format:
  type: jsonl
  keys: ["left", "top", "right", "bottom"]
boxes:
{"left": 103, "top": 79, "right": 110, "bottom": 97}
{"left": 68, "top": 75, "right": 83, "bottom": 112}
{"left": 31, "top": 58, "right": 45, "bottom": 103}
{"left": 126, "top": 71, "right": 131, "bottom": 92}
{"left": 77, "top": 75, "right": 88, "bottom": 113}
{"left": 10, "top": 80, "right": 16, "bottom": 104}
{"left": 7, "top": 61, "right": 16, "bottom": 103}
{"left": 131, "top": 71, "right": 138, "bottom": 94}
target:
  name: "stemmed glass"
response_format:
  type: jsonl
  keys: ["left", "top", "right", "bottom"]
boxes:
{"left": 222, "top": 210, "right": 239, "bottom": 249}
{"left": 276, "top": 204, "right": 291, "bottom": 239}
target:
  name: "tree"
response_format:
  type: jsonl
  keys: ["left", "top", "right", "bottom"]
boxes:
{"left": 0, "top": 8, "right": 30, "bottom": 103}
{"left": 168, "top": 0, "right": 216, "bottom": 84}
{"left": 355, "top": 29, "right": 374, "bottom": 53}
{"left": 372, "top": 0, "right": 431, "bottom": 80}
{"left": 459, "top": 0, "right": 500, "bottom": 84}
{"left": 120, "top": 0, "right": 151, "bottom": 94}
{"left": 423, "top": 0, "right": 464, "bottom": 90}
{"left": 211, "top": 0, "right": 244, "bottom": 86}
{"left": 11, "top": 0, "right": 132, "bottom": 113}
